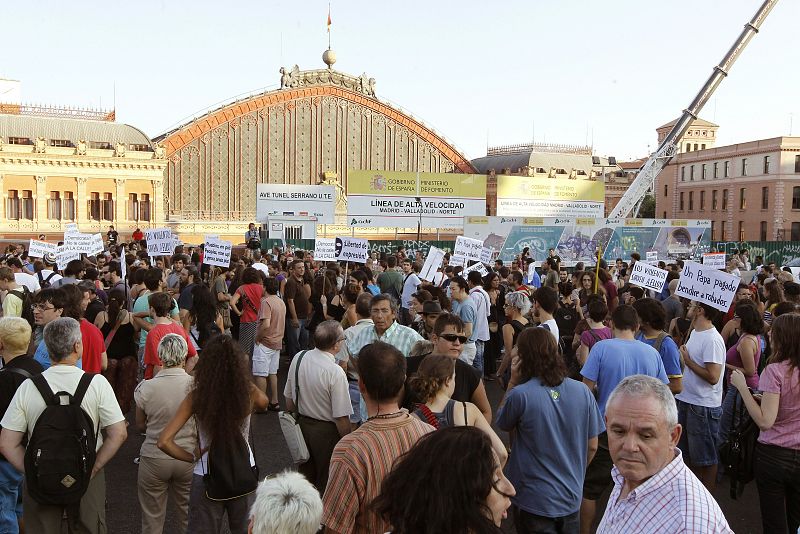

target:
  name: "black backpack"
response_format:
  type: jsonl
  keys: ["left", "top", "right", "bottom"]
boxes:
{"left": 202, "top": 431, "right": 259, "bottom": 501}
{"left": 719, "top": 393, "right": 760, "bottom": 499}
{"left": 554, "top": 303, "right": 579, "bottom": 340}
{"left": 37, "top": 271, "right": 57, "bottom": 289}
{"left": 9, "top": 287, "right": 35, "bottom": 330}
{"left": 24, "top": 373, "right": 97, "bottom": 507}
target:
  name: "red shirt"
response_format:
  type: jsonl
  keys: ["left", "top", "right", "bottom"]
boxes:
{"left": 143, "top": 322, "right": 197, "bottom": 379}
{"left": 237, "top": 283, "right": 264, "bottom": 323}
{"left": 132, "top": 230, "right": 144, "bottom": 241}
{"left": 80, "top": 319, "right": 106, "bottom": 374}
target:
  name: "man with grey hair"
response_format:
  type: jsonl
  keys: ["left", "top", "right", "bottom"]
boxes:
{"left": 0, "top": 317, "right": 127, "bottom": 534}
{"left": 284, "top": 320, "right": 353, "bottom": 492}
{"left": 248, "top": 470, "right": 322, "bottom": 534}
{"left": 347, "top": 294, "right": 423, "bottom": 360}
{"left": 597, "top": 375, "right": 732, "bottom": 533}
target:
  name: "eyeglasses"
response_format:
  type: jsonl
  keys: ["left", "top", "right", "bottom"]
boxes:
{"left": 440, "top": 334, "right": 468, "bottom": 344}
{"left": 31, "top": 305, "right": 55, "bottom": 312}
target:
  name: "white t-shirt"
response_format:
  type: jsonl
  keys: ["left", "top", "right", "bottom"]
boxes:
{"left": 14, "top": 272, "right": 40, "bottom": 292}
{"left": 37, "top": 270, "right": 63, "bottom": 287}
{"left": 540, "top": 318, "right": 560, "bottom": 343}
{"left": 401, "top": 273, "right": 421, "bottom": 309}
{"left": 676, "top": 326, "right": 726, "bottom": 408}
{"left": 1, "top": 365, "right": 125, "bottom": 451}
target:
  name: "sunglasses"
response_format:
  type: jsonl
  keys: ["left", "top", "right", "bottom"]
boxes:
{"left": 440, "top": 334, "right": 468, "bottom": 344}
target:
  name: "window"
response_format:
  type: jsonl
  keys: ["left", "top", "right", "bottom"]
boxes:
{"left": 762, "top": 187, "right": 769, "bottom": 209}
{"left": 7, "top": 137, "right": 29, "bottom": 145}
{"left": 793, "top": 222, "right": 800, "bottom": 241}
{"left": 690, "top": 165, "right": 695, "bottom": 181}
{"left": 739, "top": 188, "right": 746, "bottom": 209}
{"left": 49, "top": 139, "right": 72, "bottom": 148}
{"left": 739, "top": 221, "right": 745, "bottom": 241}
{"left": 760, "top": 221, "right": 768, "bottom": 241}
{"left": 689, "top": 191, "right": 694, "bottom": 211}
{"left": 764, "top": 156, "right": 770, "bottom": 174}
{"left": 664, "top": 184, "right": 668, "bottom": 197}
{"left": 701, "top": 144, "right": 706, "bottom": 150}
{"left": 722, "top": 189, "right": 728, "bottom": 210}
{"left": 711, "top": 220, "right": 716, "bottom": 241}
{"left": 794, "top": 187, "right": 800, "bottom": 210}
{"left": 701, "top": 164, "right": 707, "bottom": 180}
{"left": 714, "top": 162, "right": 719, "bottom": 178}
{"left": 700, "top": 190, "right": 705, "bottom": 210}
{"left": 128, "top": 193, "right": 139, "bottom": 221}
{"left": 140, "top": 194, "right": 151, "bottom": 221}
{"left": 6, "top": 190, "right": 19, "bottom": 220}
{"left": 129, "top": 144, "right": 150, "bottom": 152}
{"left": 679, "top": 192, "right": 685, "bottom": 211}
{"left": 63, "top": 192, "right": 75, "bottom": 221}
{"left": 796, "top": 155, "right": 800, "bottom": 173}
{"left": 685, "top": 144, "right": 692, "bottom": 152}
{"left": 712, "top": 190, "right": 718, "bottom": 210}
{"left": 88, "top": 141, "right": 112, "bottom": 150}
{"left": 724, "top": 161, "right": 730, "bottom": 177}
{"left": 102, "top": 193, "right": 114, "bottom": 221}
{"left": 694, "top": 143, "right": 699, "bottom": 151}
{"left": 89, "top": 192, "right": 101, "bottom": 221}
{"left": 48, "top": 191, "right": 62, "bottom": 220}
{"left": 21, "top": 191, "right": 33, "bottom": 220}
{"left": 663, "top": 211, "right": 667, "bottom": 219}
{"left": 721, "top": 223, "right": 727, "bottom": 242}
{"left": 681, "top": 167, "right": 685, "bottom": 181}
{"left": 741, "top": 158, "right": 748, "bottom": 176}
{"left": 285, "top": 226, "right": 303, "bottom": 240}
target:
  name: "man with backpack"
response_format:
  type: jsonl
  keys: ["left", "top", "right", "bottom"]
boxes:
{"left": 36, "top": 254, "right": 62, "bottom": 289}
{"left": 376, "top": 256, "right": 403, "bottom": 302}
{"left": 0, "top": 268, "right": 30, "bottom": 322}
{"left": 0, "top": 317, "right": 127, "bottom": 534}
{"left": 632, "top": 298, "right": 683, "bottom": 395}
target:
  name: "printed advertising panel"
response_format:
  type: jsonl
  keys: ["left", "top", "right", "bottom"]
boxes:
{"left": 347, "top": 170, "right": 486, "bottom": 228}
{"left": 496, "top": 175, "right": 605, "bottom": 218}
{"left": 256, "top": 184, "right": 336, "bottom": 224}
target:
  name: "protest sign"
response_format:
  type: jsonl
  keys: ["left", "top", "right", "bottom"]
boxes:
{"left": 464, "top": 262, "right": 489, "bottom": 277}
{"left": 64, "top": 223, "right": 79, "bottom": 236}
{"left": 527, "top": 262, "right": 537, "bottom": 283}
{"left": 55, "top": 245, "right": 80, "bottom": 270}
{"left": 63, "top": 233, "right": 101, "bottom": 255}
{"left": 675, "top": 260, "right": 739, "bottom": 312}
{"left": 454, "top": 236, "right": 483, "bottom": 262}
{"left": 702, "top": 253, "right": 726, "bottom": 270}
{"left": 145, "top": 228, "right": 175, "bottom": 256}
{"left": 334, "top": 237, "right": 369, "bottom": 263}
{"left": 420, "top": 246, "right": 446, "bottom": 282}
{"left": 28, "top": 239, "right": 57, "bottom": 259}
{"left": 789, "top": 267, "right": 800, "bottom": 283}
{"left": 204, "top": 238, "right": 233, "bottom": 267}
{"left": 629, "top": 262, "right": 669, "bottom": 293}
{"left": 119, "top": 245, "right": 127, "bottom": 282}
{"left": 480, "top": 247, "right": 495, "bottom": 264}
{"left": 646, "top": 251, "right": 658, "bottom": 262}
{"left": 449, "top": 255, "right": 465, "bottom": 267}
{"left": 314, "top": 238, "right": 337, "bottom": 261}
{"left": 88, "top": 233, "right": 104, "bottom": 255}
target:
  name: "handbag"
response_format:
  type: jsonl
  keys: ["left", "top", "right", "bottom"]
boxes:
{"left": 718, "top": 391, "right": 760, "bottom": 499}
{"left": 278, "top": 351, "right": 310, "bottom": 464}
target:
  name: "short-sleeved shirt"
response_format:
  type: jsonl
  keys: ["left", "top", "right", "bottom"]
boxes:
{"left": 2, "top": 290, "right": 23, "bottom": 318}
{"left": 452, "top": 298, "right": 478, "bottom": 343}
{"left": 177, "top": 283, "right": 196, "bottom": 313}
{"left": 14, "top": 273, "right": 40, "bottom": 293}
{"left": 497, "top": 377, "right": 604, "bottom": 517}
{"left": 284, "top": 348, "right": 353, "bottom": 422}
{"left": 376, "top": 270, "right": 403, "bottom": 297}
{"left": 580, "top": 327, "right": 613, "bottom": 350}
{"left": 321, "top": 414, "right": 433, "bottom": 534}
{"left": 85, "top": 298, "right": 105, "bottom": 325}
{"left": 348, "top": 321, "right": 423, "bottom": 360}
{"left": 283, "top": 277, "right": 311, "bottom": 319}
{"left": 757, "top": 361, "right": 800, "bottom": 449}
{"left": 0, "top": 356, "right": 44, "bottom": 460}
{"left": 237, "top": 283, "right": 264, "bottom": 323}
{"left": 604, "top": 280, "right": 619, "bottom": 309}
{"left": 143, "top": 322, "right": 197, "bottom": 379}
{"left": 33, "top": 319, "right": 105, "bottom": 373}
{"left": 581, "top": 338, "right": 668, "bottom": 416}
{"left": 258, "top": 295, "right": 286, "bottom": 350}
{"left": 133, "top": 292, "right": 180, "bottom": 348}
{"left": 676, "top": 327, "right": 726, "bottom": 408}
{"left": 134, "top": 367, "right": 195, "bottom": 460}
{"left": 400, "top": 273, "right": 421, "bottom": 309}
{"left": 636, "top": 332, "right": 683, "bottom": 378}
{"left": 404, "top": 354, "right": 481, "bottom": 409}
{"left": 1, "top": 365, "right": 125, "bottom": 451}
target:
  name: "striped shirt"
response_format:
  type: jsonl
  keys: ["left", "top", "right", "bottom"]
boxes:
{"left": 348, "top": 320, "right": 423, "bottom": 359}
{"left": 321, "top": 412, "right": 433, "bottom": 534}
{"left": 597, "top": 449, "right": 732, "bottom": 533}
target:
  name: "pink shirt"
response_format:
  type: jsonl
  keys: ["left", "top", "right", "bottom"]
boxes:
{"left": 758, "top": 361, "right": 800, "bottom": 449}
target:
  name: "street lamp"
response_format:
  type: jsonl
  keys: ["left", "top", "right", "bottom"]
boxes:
{"left": 415, "top": 196, "right": 422, "bottom": 243}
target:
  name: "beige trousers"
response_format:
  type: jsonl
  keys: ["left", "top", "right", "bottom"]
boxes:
{"left": 137, "top": 455, "right": 193, "bottom": 534}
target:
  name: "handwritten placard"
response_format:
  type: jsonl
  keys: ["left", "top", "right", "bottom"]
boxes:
{"left": 630, "top": 262, "right": 669, "bottom": 293}
{"left": 454, "top": 236, "right": 483, "bottom": 262}
{"left": 675, "top": 260, "right": 739, "bottom": 312}
{"left": 204, "top": 238, "right": 233, "bottom": 267}
{"left": 314, "top": 238, "right": 337, "bottom": 261}
{"left": 420, "top": 246, "right": 446, "bottom": 282}
{"left": 28, "top": 239, "right": 57, "bottom": 259}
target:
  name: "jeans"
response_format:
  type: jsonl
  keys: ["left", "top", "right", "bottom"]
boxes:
{"left": 513, "top": 506, "right": 579, "bottom": 534}
{"left": 187, "top": 474, "right": 254, "bottom": 534}
{"left": 285, "top": 317, "right": 309, "bottom": 359}
{"left": 0, "top": 460, "right": 22, "bottom": 534}
{"left": 676, "top": 399, "right": 722, "bottom": 467}
{"left": 755, "top": 443, "right": 800, "bottom": 534}
{"left": 472, "top": 340, "right": 485, "bottom": 373}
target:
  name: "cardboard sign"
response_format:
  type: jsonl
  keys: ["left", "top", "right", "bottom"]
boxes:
{"left": 789, "top": 267, "right": 800, "bottom": 283}
{"left": 334, "top": 237, "right": 369, "bottom": 264}
{"left": 527, "top": 262, "right": 538, "bottom": 283}
{"left": 449, "top": 255, "right": 465, "bottom": 267}
{"left": 464, "top": 262, "right": 489, "bottom": 277}
{"left": 64, "top": 223, "right": 79, "bottom": 236}
{"left": 204, "top": 238, "right": 233, "bottom": 267}
{"left": 420, "top": 246, "right": 446, "bottom": 282}
{"left": 454, "top": 236, "right": 483, "bottom": 262}
{"left": 55, "top": 245, "right": 81, "bottom": 270}
{"left": 145, "top": 228, "right": 175, "bottom": 256}
{"left": 314, "top": 238, "right": 337, "bottom": 261}
{"left": 646, "top": 251, "right": 658, "bottom": 262}
{"left": 702, "top": 253, "right": 727, "bottom": 270}
{"left": 629, "top": 262, "right": 669, "bottom": 293}
{"left": 28, "top": 239, "right": 57, "bottom": 259}
{"left": 675, "top": 260, "right": 739, "bottom": 312}
{"left": 480, "top": 247, "right": 495, "bottom": 264}
{"left": 63, "top": 232, "right": 103, "bottom": 255}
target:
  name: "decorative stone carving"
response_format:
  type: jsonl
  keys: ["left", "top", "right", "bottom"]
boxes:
{"left": 0, "top": 137, "right": 5, "bottom": 151}
{"left": 114, "top": 142, "right": 127, "bottom": 157}
{"left": 76, "top": 177, "right": 88, "bottom": 185}
{"left": 278, "top": 66, "right": 377, "bottom": 97}
{"left": 280, "top": 65, "right": 301, "bottom": 89}
{"left": 36, "top": 176, "right": 47, "bottom": 184}
{"left": 153, "top": 143, "right": 166, "bottom": 159}
{"left": 34, "top": 137, "right": 47, "bottom": 154}
{"left": 114, "top": 179, "right": 126, "bottom": 186}
{"left": 76, "top": 139, "right": 87, "bottom": 156}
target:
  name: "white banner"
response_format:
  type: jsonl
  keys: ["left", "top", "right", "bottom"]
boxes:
{"left": 256, "top": 184, "right": 335, "bottom": 224}
{"left": 63, "top": 233, "right": 102, "bottom": 255}
{"left": 629, "top": 262, "right": 669, "bottom": 293}
{"left": 420, "top": 246, "right": 446, "bottom": 282}
{"left": 64, "top": 223, "right": 79, "bottom": 236}
{"left": 28, "top": 239, "right": 57, "bottom": 259}
{"left": 449, "top": 255, "right": 465, "bottom": 267}
{"left": 55, "top": 245, "right": 81, "bottom": 270}
{"left": 346, "top": 195, "right": 485, "bottom": 228}
{"left": 646, "top": 251, "right": 658, "bottom": 262}
{"left": 204, "top": 239, "right": 233, "bottom": 268}
{"left": 480, "top": 247, "right": 495, "bottom": 264}
{"left": 464, "top": 262, "right": 489, "bottom": 277}
{"left": 675, "top": 260, "right": 739, "bottom": 312}
{"left": 314, "top": 238, "right": 337, "bottom": 261}
{"left": 334, "top": 237, "right": 369, "bottom": 264}
{"left": 145, "top": 228, "right": 175, "bottom": 256}
{"left": 702, "top": 253, "right": 727, "bottom": 270}
{"left": 454, "top": 236, "right": 483, "bottom": 262}
{"left": 496, "top": 199, "right": 604, "bottom": 218}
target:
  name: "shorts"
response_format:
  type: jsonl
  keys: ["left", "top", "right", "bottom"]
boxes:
{"left": 583, "top": 432, "right": 613, "bottom": 500}
{"left": 677, "top": 399, "right": 722, "bottom": 467}
{"left": 252, "top": 343, "right": 280, "bottom": 377}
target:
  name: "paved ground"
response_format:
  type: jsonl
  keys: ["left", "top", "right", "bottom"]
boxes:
{"left": 105, "top": 360, "right": 764, "bottom": 533}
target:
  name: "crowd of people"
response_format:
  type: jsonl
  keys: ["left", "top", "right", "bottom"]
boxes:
{"left": 0, "top": 233, "right": 796, "bottom": 533}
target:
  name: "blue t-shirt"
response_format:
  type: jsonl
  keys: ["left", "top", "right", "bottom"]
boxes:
{"left": 525, "top": 270, "right": 541, "bottom": 289}
{"left": 581, "top": 338, "right": 668, "bottom": 416}
{"left": 497, "top": 377, "right": 604, "bottom": 517}
{"left": 635, "top": 332, "right": 683, "bottom": 378}
{"left": 34, "top": 340, "right": 82, "bottom": 370}
{"left": 451, "top": 298, "right": 477, "bottom": 343}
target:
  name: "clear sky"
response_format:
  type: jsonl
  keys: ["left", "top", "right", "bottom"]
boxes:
{"left": 2, "top": 0, "right": 796, "bottom": 161}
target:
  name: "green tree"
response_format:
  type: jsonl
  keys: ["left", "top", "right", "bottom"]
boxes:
{"left": 638, "top": 194, "right": 656, "bottom": 218}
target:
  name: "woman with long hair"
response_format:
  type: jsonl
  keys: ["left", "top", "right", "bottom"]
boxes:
{"left": 338, "top": 282, "right": 362, "bottom": 330}
{"left": 309, "top": 269, "right": 340, "bottom": 336}
{"left": 496, "top": 291, "right": 531, "bottom": 386}
{"left": 761, "top": 278, "right": 785, "bottom": 326}
{"left": 370, "top": 426, "right": 515, "bottom": 534}
{"left": 230, "top": 267, "right": 264, "bottom": 359}
{"left": 99, "top": 288, "right": 139, "bottom": 414}
{"left": 188, "top": 284, "right": 224, "bottom": 352}
{"left": 158, "top": 335, "right": 268, "bottom": 533}
{"left": 228, "top": 260, "right": 246, "bottom": 339}
{"left": 577, "top": 271, "right": 601, "bottom": 319}
{"left": 211, "top": 265, "right": 232, "bottom": 333}
{"left": 410, "top": 354, "right": 507, "bottom": 463}
{"left": 731, "top": 313, "right": 800, "bottom": 534}
{"left": 483, "top": 272, "right": 505, "bottom": 380}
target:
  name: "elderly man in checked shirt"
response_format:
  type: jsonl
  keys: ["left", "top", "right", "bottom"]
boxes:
{"left": 347, "top": 294, "right": 423, "bottom": 359}
{"left": 597, "top": 375, "right": 732, "bottom": 533}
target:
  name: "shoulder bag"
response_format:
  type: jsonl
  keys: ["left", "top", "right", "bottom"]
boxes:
{"left": 278, "top": 351, "right": 310, "bottom": 464}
